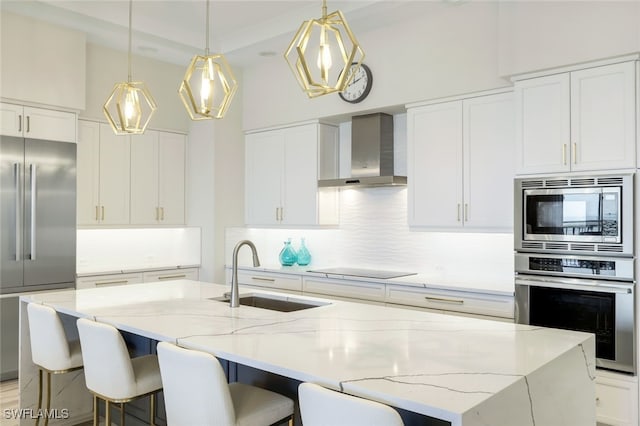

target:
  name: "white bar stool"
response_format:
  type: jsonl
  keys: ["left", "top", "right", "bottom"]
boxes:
{"left": 27, "top": 303, "right": 84, "bottom": 426}
{"left": 76, "top": 318, "right": 163, "bottom": 426}
{"left": 298, "top": 382, "right": 404, "bottom": 426}
{"left": 156, "top": 341, "right": 294, "bottom": 426}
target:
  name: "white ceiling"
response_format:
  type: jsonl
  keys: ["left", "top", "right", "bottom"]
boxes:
{"left": 0, "top": 0, "right": 446, "bottom": 66}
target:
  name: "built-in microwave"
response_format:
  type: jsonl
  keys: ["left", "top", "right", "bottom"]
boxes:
{"left": 515, "top": 173, "right": 634, "bottom": 256}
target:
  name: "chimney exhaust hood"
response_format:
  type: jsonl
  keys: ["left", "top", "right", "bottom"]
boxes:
{"left": 318, "top": 112, "right": 406, "bottom": 188}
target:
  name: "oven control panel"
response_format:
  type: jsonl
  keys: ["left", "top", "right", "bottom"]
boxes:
{"left": 515, "top": 253, "right": 634, "bottom": 281}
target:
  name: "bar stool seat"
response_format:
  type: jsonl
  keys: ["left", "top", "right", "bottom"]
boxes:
{"left": 157, "top": 341, "right": 294, "bottom": 426}
{"left": 77, "top": 318, "right": 162, "bottom": 425}
{"left": 27, "top": 303, "right": 84, "bottom": 426}
{"left": 299, "top": 382, "right": 404, "bottom": 426}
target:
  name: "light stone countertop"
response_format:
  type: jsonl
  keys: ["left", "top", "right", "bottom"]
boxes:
{"left": 22, "top": 280, "right": 594, "bottom": 426}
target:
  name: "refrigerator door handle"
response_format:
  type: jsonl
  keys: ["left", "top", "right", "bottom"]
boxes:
{"left": 14, "top": 163, "right": 21, "bottom": 261}
{"left": 29, "top": 164, "right": 36, "bottom": 260}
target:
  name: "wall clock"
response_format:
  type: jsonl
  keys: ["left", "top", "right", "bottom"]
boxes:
{"left": 339, "top": 63, "right": 372, "bottom": 104}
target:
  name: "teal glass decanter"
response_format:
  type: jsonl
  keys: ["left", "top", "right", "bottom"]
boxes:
{"left": 296, "top": 238, "right": 311, "bottom": 266}
{"left": 279, "top": 239, "right": 297, "bottom": 266}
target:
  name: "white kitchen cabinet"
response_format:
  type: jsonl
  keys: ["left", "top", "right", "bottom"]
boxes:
{"left": 77, "top": 121, "right": 130, "bottom": 225}
{"left": 245, "top": 122, "right": 339, "bottom": 226}
{"left": 76, "top": 272, "right": 143, "bottom": 289}
{"left": 595, "top": 371, "right": 638, "bottom": 426}
{"left": 142, "top": 267, "right": 198, "bottom": 282}
{"left": 0, "top": 102, "right": 76, "bottom": 142}
{"left": 227, "top": 269, "right": 303, "bottom": 293}
{"left": 407, "top": 91, "right": 514, "bottom": 231}
{"left": 385, "top": 284, "right": 514, "bottom": 319}
{"left": 303, "top": 277, "right": 387, "bottom": 303}
{"left": 515, "top": 61, "right": 636, "bottom": 174}
{"left": 130, "top": 130, "right": 186, "bottom": 225}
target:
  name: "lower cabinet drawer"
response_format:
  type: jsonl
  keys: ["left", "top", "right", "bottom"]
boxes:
{"left": 386, "top": 285, "right": 514, "bottom": 319}
{"left": 142, "top": 268, "right": 199, "bottom": 282}
{"left": 303, "top": 277, "right": 386, "bottom": 302}
{"left": 76, "top": 272, "right": 144, "bottom": 289}
{"left": 595, "top": 373, "right": 639, "bottom": 426}
{"left": 232, "top": 270, "right": 303, "bottom": 292}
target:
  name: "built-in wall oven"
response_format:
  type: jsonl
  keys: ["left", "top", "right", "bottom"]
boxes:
{"left": 514, "top": 173, "right": 635, "bottom": 375}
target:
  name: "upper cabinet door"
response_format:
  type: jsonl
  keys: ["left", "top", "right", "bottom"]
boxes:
{"left": 130, "top": 130, "right": 159, "bottom": 225}
{"left": 98, "top": 124, "right": 130, "bottom": 225}
{"left": 77, "top": 121, "right": 100, "bottom": 225}
{"left": 570, "top": 61, "right": 636, "bottom": 171}
{"left": 282, "top": 125, "right": 318, "bottom": 225}
{"left": 515, "top": 73, "right": 571, "bottom": 174}
{"left": 158, "top": 132, "right": 186, "bottom": 225}
{"left": 0, "top": 103, "right": 23, "bottom": 137}
{"left": 245, "top": 131, "right": 284, "bottom": 225}
{"left": 407, "top": 101, "right": 463, "bottom": 228}
{"left": 463, "top": 92, "right": 515, "bottom": 231}
{"left": 22, "top": 107, "right": 76, "bottom": 143}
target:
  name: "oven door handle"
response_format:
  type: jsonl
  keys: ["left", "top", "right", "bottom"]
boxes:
{"left": 516, "top": 275, "right": 633, "bottom": 294}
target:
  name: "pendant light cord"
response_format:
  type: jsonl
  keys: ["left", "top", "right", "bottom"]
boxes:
{"left": 205, "top": 0, "right": 210, "bottom": 55}
{"left": 128, "top": 0, "right": 133, "bottom": 82}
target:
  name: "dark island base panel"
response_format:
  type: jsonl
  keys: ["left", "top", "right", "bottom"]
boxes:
{"left": 91, "top": 327, "right": 451, "bottom": 426}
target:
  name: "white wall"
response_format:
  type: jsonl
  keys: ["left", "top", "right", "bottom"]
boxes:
{"left": 186, "top": 75, "right": 245, "bottom": 283}
{"left": 498, "top": 1, "right": 640, "bottom": 76}
{"left": 83, "top": 43, "right": 190, "bottom": 133}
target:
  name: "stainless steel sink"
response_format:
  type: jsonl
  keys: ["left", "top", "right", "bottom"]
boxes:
{"left": 211, "top": 293, "right": 330, "bottom": 312}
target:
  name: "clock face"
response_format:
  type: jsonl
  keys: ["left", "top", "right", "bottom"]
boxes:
{"left": 339, "top": 63, "right": 372, "bottom": 104}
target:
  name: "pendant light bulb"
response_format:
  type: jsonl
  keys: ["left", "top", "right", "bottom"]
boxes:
{"left": 179, "top": 0, "right": 237, "bottom": 120}
{"left": 103, "top": 0, "right": 156, "bottom": 135}
{"left": 284, "top": 0, "right": 365, "bottom": 98}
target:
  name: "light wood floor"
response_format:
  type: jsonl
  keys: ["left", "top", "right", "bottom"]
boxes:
{"left": 0, "top": 380, "right": 92, "bottom": 426}
{"left": 0, "top": 379, "right": 19, "bottom": 426}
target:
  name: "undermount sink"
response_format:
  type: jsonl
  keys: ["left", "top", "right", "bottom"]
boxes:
{"left": 211, "top": 293, "right": 330, "bottom": 312}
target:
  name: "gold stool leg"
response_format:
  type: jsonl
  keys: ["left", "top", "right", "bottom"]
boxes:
{"left": 105, "top": 400, "right": 110, "bottom": 426}
{"left": 44, "top": 372, "right": 51, "bottom": 426}
{"left": 36, "top": 369, "right": 43, "bottom": 426}
{"left": 93, "top": 395, "right": 99, "bottom": 426}
{"left": 149, "top": 393, "right": 155, "bottom": 426}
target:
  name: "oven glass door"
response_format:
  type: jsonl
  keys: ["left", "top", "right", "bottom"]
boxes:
{"left": 529, "top": 286, "right": 615, "bottom": 360}
{"left": 524, "top": 187, "right": 621, "bottom": 243}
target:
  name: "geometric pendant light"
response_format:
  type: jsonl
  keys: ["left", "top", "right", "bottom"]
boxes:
{"left": 103, "top": 0, "right": 157, "bottom": 135}
{"left": 179, "top": 0, "right": 238, "bottom": 120}
{"left": 284, "top": 0, "right": 365, "bottom": 98}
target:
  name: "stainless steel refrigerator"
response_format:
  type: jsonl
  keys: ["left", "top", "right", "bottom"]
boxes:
{"left": 1, "top": 136, "right": 76, "bottom": 380}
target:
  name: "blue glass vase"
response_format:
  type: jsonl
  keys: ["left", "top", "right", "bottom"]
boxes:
{"left": 279, "top": 239, "right": 297, "bottom": 266}
{"left": 296, "top": 238, "right": 311, "bottom": 266}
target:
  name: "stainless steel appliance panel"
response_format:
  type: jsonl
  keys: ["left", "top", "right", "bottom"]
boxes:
{"left": 515, "top": 274, "right": 635, "bottom": 374}
{"left": 0, "top": 137, "right": 24, "bottom": 290}
{"left": 23, "top": 139, "right": 76, "bottom": 287}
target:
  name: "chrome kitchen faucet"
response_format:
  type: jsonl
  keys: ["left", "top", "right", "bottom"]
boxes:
{"left": 230, "top": 240, "right": 260, "bottom": 307}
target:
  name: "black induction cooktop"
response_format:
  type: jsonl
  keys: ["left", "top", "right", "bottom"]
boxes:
{"left": 306, "top": 267, "right": 416, "bottom": 280}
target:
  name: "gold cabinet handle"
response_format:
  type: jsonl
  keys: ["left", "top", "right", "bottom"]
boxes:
{"left": 26, "top": 116, "right": 30, "bottom": 133}
{"left": 18, "top": 115, "right": 22, "bottom": 133}
{"left": 425, "top": 296, "right": 465, "bottom": 305}
{"left": 101, "top": 206, "right": 105, "bottom": 221}
{"left": 280, "top": 207, "right": 283, "bottom": 222}
{"left": 464, "top": 203, "right": 469, "bottom": 222}
{"left": 95, "top": 280, "right": 128, "bottom": 286}
{"left": 95, "top": 206, "right": 99, "bottom": 221}
{"left": 160, "top": 207, "right": 164, "bottom": 221}
{"left": 562, "top": 144, "right": 567, "bottom": 165}
{"left": 251, "top": 276, "right": 276, "bottom": 282}
{"left": 157, "top": 274, "right": 186, "bottom": 280}
{"left": 457, "top": 204, "right": 461, "bottom": 222}
{"left": 572, "top": 143, "right": 577, "bottom": 164}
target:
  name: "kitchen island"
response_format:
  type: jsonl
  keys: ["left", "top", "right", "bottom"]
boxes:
{"left": 19, "top": 280, "right": 595, "bottom": 426}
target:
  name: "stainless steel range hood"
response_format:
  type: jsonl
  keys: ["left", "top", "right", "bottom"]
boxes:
{"left": 318, "top": 112, "right": 407, "bottom": 188}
